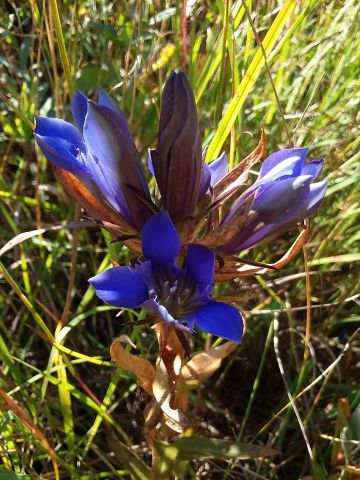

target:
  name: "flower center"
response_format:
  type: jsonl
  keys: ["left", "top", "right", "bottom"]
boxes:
{"left": 148, "top": 266, "right": 205, "bottom": 317}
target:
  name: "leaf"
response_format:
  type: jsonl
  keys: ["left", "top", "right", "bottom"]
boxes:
{"left": 107, "top": 433, "right": 151, "bottom": 480}
{"left": 180, "top": 341, "right": 237, "bottom": 385}
{"left": 172, "top": 436, "right": 278, "bottom": 460}
{"left": 110, "top": 337, "right": 155, "bottom": 395}
{"left": 205, "top": 0, "right": 298, "bottom": 161}
{"left": 0, "top": 475, "right": 31, "bottom": 480}
{"left": 311, "top": 460, "right": 327, "bottom": 480}
{"left": 336, "top": 465, "right": 360, "bottom": 477}
{"left": 350, "top": 404, "right": 360, "bottom": 440}
{"left": 0, "top": 221, "right": 94, "bottom": 258}
{"left": 309, "top": 254, "right": 360, "bottom": 266}
{"left": 332, "top": 397, "right": 352, "bottom": 466}
{"left": 143, "top": 397, "right": 161, "bottom": 432}
{"left": 152, "top": 357, "right": 192, "bottom": 433}
{"left": 151, "top": 441, "right": 182, "bottom": 480}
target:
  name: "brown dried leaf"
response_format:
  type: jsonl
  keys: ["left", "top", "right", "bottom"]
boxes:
{"left": 213, "top": 130, "right": 266, "bottom": 198}
{"left": 0, "top": 221, "right": 94, "bottom": 258}
{"left": 331, "top": 397, "right": 352, "bottom": 466}
{"left": 197, "top": 194, "right": 256, "bottom": 248}
{"left": 143, "top": 397, "right": 161, "bottom": 433}
{"left": 110, "top": 338, "right": 155, "bottom": 395}
{"left": 153, "top": 323, "right": 185, "bottom": 383}
{"left": 153, "top": 357, "right": 192, "bottom": 433}
{"left": 214, "top": 227, "right": 307, "bottom": 281}
{"left": 180, "top": 341, "right": 237, "bottom": 384}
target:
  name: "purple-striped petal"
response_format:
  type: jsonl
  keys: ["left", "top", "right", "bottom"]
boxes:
{"left": 84, "top": 150, "right": 131, "bottom": 220}
{"left": 184, "top": 301, "right": 244, "bottom": 342}
{"left": 89, "top": 266, "right": 149, "bottom": 308}
{"left": 225, "top": 222, "right": 277, "bottom": 252}
{"left": 141, "top": 211, "right": 181, "bottom": 265}
{"left": 83, "top": 101, "right": 152, "bottom": 228}
{"left": 152, "top": 71, "right": 202, "bottom": 219}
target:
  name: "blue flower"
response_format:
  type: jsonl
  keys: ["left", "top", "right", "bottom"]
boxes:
{"left": 35, "top": 89, "right": 153, "bottom": 230}
{"left": 219, "top": 148, "right": 328, "bottom": 253}
{"left": 89, "top": 211, "right": 244, "bottom": 342}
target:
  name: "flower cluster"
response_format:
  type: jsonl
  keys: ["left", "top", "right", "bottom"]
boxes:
{"left": 35, "top": 71, "right": 327, "bottom": 342}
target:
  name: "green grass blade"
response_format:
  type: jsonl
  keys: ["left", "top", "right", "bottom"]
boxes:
{"left": 205, "top": 0, "right": 298, "bottom": 161}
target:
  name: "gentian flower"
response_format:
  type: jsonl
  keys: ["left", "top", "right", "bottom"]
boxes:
{"left": 35, "top": 88, "right": 154, "bottom": 235}
{"left": 199, "top": 147, "right": 328, "bottom": 253}
{"left": 89, "top": 211, "right": 244, "bottom": 343}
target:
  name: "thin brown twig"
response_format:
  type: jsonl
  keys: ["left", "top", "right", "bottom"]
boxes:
{"left": 60, "top": 204, "right": 81, "bottom": 326}
{"left": 181, "top": 0, "right": 188, "bottom": 70}
{"left": 303, "top": 223, "right": 312, "bottom": 362}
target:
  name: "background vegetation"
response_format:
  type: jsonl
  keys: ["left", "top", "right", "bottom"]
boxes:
{"left": 0, "top": 0, "right": 359, "bottom": 478}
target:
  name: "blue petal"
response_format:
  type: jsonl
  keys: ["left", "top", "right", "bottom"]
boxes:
{"left": 185, "top": 301, "right": 244, "bottom": 342}
{"left": 35, "top": 134, "right": 88, "bottom": 178}
{"left": 301, "top": 159, "right": 323, "bottom": 180}
{"left": 253, "top": 175, "right": 313, "bottom": 213}
{"left": 209, "top": 152, "right": 229, "bottom": 186}
{"left": 35, "top": 116, "right": 83, "bottom": 148}
{"left": 83, "top": 101, "right": 151, "bottom": 227}
{"left": 71, "top": 90, "right": 88, "bottom": 130}
{"left": 258, "top": 179, "right": 328, "bottom": 229}
{"left": 142, "top": 211, "right": 181, "bottom": 265}
{"left": 89, "top": 266, "right": 148, "bottom": 308}
{"left": 84, "top": 149, "right": 131, "bottom": 220}
{"left": 186, "top": 245, "right": 214, "bottom": 286}
{"left": 226, "top": 180, "right": 328, "bottom": 252}
{"left": 272, "top": 179, "right": 328, "bottom": 226}
{"left": 80, "top": 101, "right": 132, "bottom": 217}
{"left": 98, "top": 88, "right": 122, "bottom": 114}
{"left": 301, "top": 180, "right": 328, "bottom": 216}
{"left": 147, "top": 150, "right": 155, "bottom": 176}
{"left": 199, "top": 162, "right": 211, "bottom": 198}
{"left": 97, "top": 89, "right": 138, "bottom": 149}
{"left": 259, "top": 148, "right": 308, "bottom": 180}
{"left": 226, "top": 223, "right": 276, "bottom": 252}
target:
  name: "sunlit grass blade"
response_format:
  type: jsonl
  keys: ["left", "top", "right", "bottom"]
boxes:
{"left": 206, "top": 0, "right": 298, "bottom": 161}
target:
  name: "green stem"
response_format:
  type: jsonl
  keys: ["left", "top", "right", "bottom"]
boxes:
{"left": 49, "top": 0, "right": 74, "bottom": 97}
